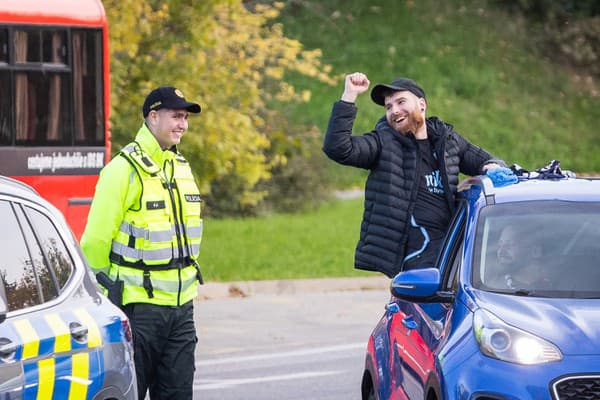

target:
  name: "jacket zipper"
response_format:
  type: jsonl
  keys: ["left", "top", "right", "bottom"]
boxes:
{"left": 163, "top": 159, "right": 184, "bottom": 306}
{"left": 399, "top": 135, "right": 421, "bottom": 268}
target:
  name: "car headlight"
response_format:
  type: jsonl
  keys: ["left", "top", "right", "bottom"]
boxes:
{"left": 473, "top": 309, "right": 562, "bottom": 365}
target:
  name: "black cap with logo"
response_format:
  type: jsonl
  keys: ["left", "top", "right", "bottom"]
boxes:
{"left": 142, "top": 86, "right": 201, "bottom": 117}
{"left": 370, "top": 78, "right": 426, "bottom": 106}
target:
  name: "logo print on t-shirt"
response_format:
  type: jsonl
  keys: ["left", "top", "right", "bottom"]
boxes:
{"left": 425, "top": 170, "right": 444, "bottom": 194}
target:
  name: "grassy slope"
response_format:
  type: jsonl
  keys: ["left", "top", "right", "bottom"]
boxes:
{"left": 199, "top": 0, "right": 600, "bottom": 282}
{"left": 277, "top": 0, "right": 600, "bottom": 186}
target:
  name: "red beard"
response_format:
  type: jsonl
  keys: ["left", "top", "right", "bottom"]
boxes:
{"left": 399, "top": 108, "right": 425, "bottom": 136}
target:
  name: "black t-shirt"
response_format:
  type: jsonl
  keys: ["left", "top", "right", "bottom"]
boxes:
{"left": 403, "top": 139, "right": 451, "bottom": 268}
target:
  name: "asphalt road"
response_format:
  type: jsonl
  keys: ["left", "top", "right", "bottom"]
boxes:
{"left": 193, "top": 283, "right": 391, "bottom": 400}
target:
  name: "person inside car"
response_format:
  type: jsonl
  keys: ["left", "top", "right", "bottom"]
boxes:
{"left": 489, "top": 224, "right": 551, "bottom": 290}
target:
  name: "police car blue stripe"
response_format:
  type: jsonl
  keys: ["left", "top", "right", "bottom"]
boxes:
{"left": 27, "top": 316, "right": 54, "bottom": 358}
{"left": 23, "top": 361, "right": 39, "bottom": 399}
{"left": 87, "top": 349, "right": 104, "bottom": 400}
{"left": 52, "top": 355, "right": 72, "bottom": 400}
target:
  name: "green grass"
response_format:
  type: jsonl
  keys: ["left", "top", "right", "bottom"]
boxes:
{"left": 200, "top": 0, "right": 600, "bottom": 282}
{"left": 278, "top": 0, "right": 600, "bottom": 185}
{"left": 198, "top": 197, "right": 374, "bottom": 281}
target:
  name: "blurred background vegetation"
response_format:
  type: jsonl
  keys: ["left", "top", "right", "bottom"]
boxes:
{"left": 104, "top": 0, "right": 599, "bottom": 217}
{"left": 102, "top": 0, "right": 599, "bottom": 279}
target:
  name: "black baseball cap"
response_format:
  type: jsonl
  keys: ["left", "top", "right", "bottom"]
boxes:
{"left": 142, "top": 86, "right": 201, "bottom": 117}
{"left": 370, "top": 78, "right": 426, "bottom": 106}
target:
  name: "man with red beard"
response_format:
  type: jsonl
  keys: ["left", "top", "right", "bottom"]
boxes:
{"left": 323, "top": 72, "right": 505, "bottom": 277}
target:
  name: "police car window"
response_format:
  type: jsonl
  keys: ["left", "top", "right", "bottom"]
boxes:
{"left": 0, "top": 200, "right": 42, "bottom": 311}
{"left": 13, "top": 204, "right": 61, "bottom": 303}
{"left": 22, "top": 205, "right": 73, "bottom": 290}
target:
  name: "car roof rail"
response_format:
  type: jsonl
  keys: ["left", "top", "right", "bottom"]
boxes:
{"left": 0, "top": 175, "right": 39, "bottom": 195}
{"left": 458, "top": 175, "right": 496, "bottom": 205}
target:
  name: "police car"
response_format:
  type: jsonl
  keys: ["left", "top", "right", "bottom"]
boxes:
{"left": 0, "top": 176, "right": 137, "bottom": 399}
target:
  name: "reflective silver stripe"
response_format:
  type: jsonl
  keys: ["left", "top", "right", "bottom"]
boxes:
{"left": 111, "top": 242, "right": 174, "bottom": 261}
{"left": 119, "top": 221, "right": 146, "bottom": 238}
{"left": 121, "top": 273, "right": 198, "bottom": 293}
{"left": 186, "top": 225, "right": 202, "bottom": 237}
{"left": 119, "top": 221, "right": 174, "bottom": 242}
{"left": 111, "top": 242, "right": 141, "bottom": 258}
{"left": 120, "top": 221, "right": 199, "bottom": 243}
{"left": 149, "top": 230, "right": 174, "bottom": 242}
{"left": 111, "top": 242, "right": 198, "bottom": 260}
{"left": 176, "top": 222, "right": 202, "bottom": 236}
{"left": 181, "top": 244, "right": 200, "bottom": 257}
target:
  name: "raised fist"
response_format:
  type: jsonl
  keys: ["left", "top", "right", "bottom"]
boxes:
{"left": 341, "top": 72, "right": 370, "bottom": 103}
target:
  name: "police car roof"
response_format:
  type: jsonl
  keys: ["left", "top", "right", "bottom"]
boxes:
{"left": 0, "top": 175, "right": 39, "bottom": 198}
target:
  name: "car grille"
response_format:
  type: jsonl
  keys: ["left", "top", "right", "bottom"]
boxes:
{"left": 552, "top": 375, "right": 600, "bottom": 400}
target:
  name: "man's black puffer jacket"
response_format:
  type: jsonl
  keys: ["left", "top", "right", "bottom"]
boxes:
{"left": 323, "top": 101, "right": 505, "bottom": 278}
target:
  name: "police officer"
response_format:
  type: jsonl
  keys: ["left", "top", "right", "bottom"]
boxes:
{"left": 81, "top": 86, "right": 203, "bottom": 400}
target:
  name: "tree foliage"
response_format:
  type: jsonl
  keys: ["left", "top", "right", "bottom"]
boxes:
{"left": 103, "top": 0, "right": 338, "bottom": 215}
{"left": 495, "top": 0, "right": 600, "bottom": 78}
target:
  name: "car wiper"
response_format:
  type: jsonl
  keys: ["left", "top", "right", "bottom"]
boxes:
{"left": 511, "top": 288, "right": 553, "bottom": 298}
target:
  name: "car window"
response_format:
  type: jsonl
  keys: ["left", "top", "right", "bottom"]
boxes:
{"left": 0, "top": 199, "right": 74, "bottom": 312}
{"left": 12, "top": 204, "right": 60, "bottom": 303}
{"left": 438, "top": 202, "right": 467, "bottom": 291}
{"left": 472, "top": 201, "right": 600, "bottom": 297}
{"left": 22, "top": 205, "right": 73, "bottom": 291}
{"left": 446, "top": 241, "right": 463, "bottom": 293}
{"left": 0, "top": 200, "right": 42, "bottom": 310}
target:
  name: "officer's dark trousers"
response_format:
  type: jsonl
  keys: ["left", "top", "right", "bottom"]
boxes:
{"left": 123, "top": 301, "right": 196, "bottom": 400}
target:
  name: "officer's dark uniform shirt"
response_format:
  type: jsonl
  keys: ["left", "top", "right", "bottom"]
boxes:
{"left": 403, "top": 138, "right": 451, "bottom": 268}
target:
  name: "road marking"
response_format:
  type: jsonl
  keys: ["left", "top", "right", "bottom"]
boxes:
{"left": 194, "top": 370, "right": 342, "bottom": 390}
{"left": 196, "top": 342, "right": 365, "bottom": 366}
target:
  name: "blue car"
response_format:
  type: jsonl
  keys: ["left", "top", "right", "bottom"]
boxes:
{"left": 362, "top": 173, "right": 600, "bottom": 400}
{"left": 0, "top": 176, "right": 137, "bottom": 399}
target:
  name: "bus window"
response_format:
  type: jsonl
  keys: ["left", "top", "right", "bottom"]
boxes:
{"left": 0, "top": 28, "right": 8, "bottom": 145}
{"left": 14, "top": 29, "right": 38, "bottom": 63}
{"left": 0, "top": 28, "right": 6, "bottom": 63}
{"left": 73, "top": 29, "right": 104, "bottom": 145}
{"left": 43, "top": 30, "right": 67, "bottom": 66}
{"left": 1, "top": 26, "right": 105, "bottom": 146}
{"left": 0, "top": 0, "right": 109, "bottom": 240}
{"left": 0, "top": 71, "right": 9, "bottom": 145}
{"left": 15, "top": 70, "right": 72, "bottom": 145}
{"left": 13, "top": 28, "right": 70, "bottom": 145}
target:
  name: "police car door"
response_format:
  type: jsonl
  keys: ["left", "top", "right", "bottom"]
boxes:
{"left": 0, "top": 198, "right": 101, "bottom": 398}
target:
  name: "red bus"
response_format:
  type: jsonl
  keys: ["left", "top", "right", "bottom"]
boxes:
{"left": 0, "top": 0, "right": 110, "bottom": 240}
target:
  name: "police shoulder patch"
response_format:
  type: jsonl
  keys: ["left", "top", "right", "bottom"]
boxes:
{"left": 185, "top": 194, "right": 202, "bottom": 202}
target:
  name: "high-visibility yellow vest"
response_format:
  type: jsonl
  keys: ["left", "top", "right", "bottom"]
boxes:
{"left": 110, "top": 142, "right": 203, "bottom": 306}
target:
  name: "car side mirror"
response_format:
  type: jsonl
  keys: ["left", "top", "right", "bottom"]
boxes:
{"left": 391, "top": 267, "right": 454, "bottom": 303}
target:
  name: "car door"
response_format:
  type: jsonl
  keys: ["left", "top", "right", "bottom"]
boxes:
{"left": 393, "top": 202, "right": 467, "bottom": 399}
{"left": 0, "top": 198, "right": 102, "bottom": 398}
{"left": 388, "top": 299, "right": 443, "bottom": 400}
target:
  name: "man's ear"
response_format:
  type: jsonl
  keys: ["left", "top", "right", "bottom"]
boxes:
{"left": 419, "top": 98, "right": 427, "bottom": 113}
{"left": 146, "top": 110, "right": 159, "bottom": 127}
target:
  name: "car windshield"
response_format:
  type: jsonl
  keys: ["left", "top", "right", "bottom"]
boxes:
{"left": 472, "top": 201, "right": 600, "bottom": 298}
